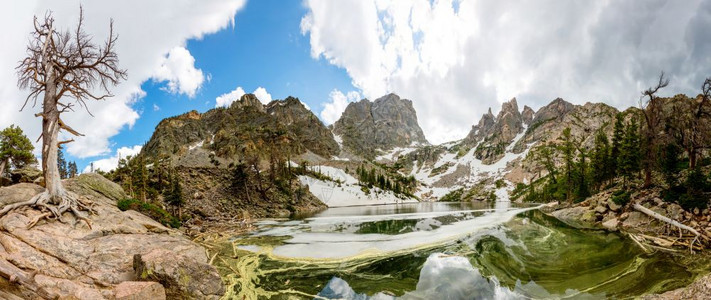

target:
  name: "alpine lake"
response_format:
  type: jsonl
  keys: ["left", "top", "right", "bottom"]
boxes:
{"left": 205, "top": 202, "right": 711, "bottom": 299}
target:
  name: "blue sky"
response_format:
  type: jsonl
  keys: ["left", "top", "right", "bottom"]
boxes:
{"left": 80, "top": 0, "right": 356, "bottom": 171}
{"left": 2, "top": 0, "right": 709, "bottom": 173}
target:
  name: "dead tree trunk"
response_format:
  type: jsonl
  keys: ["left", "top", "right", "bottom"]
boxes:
{"left": 41, "top": 66, "right": 66, "bottom": 202}
{"left": 0, "top": 159, "right": 6, "bottom": 178}
{"left": 640, "top": 71, "right": 669, "bottom": 188}
{"left": 2, "top": 7, "right": 126, "bottom": 228}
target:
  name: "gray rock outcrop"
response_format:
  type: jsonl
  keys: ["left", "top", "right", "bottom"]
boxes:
{"left": 332, "top": 93, "right": 428, "bottom": 158}
{"left": 462, "top": 98, "right": 525, "bottom": 163}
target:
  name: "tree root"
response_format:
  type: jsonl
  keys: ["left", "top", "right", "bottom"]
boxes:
{"left": 0, "top": 190, "right": 94, "bottom": 230}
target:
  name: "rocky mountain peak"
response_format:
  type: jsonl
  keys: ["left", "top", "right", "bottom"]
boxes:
{"left": 522, "top": 105, "right": 535, "bottom": 125}
{"left": 185, "top": 110, "right": 201, "bottom": 120}
{"left": 230, "top": 93, "right": 265, "bottom": 113}
{"left": 531, "top": 97, "right": 575, "bottom": 125}
{"left": 497, "top": 97, "right": 520, "bottom": 120}
{"left": 460, "top": 98, "right": 526, "bottom": 163}
{"left": 333, "top": 93, "right": 428, "bottom": 158}
{"left": 143, "top": 94, "right": 339, "bottom": 164}
{"left": 465, "top": 107, "right": 496, "bottom": 142}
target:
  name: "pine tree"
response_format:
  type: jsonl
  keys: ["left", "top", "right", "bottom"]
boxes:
{"left": 619, "top": 118, "right": 641, "bottom": 187}
{"left": 574, "top": 148, "right": 591, "bottom": 201}
{"left": 68, "top": 162, "right": 78, "bottom": 178}
{"left": 558, "top": 128, "right": 576, "bottom": 200}
{"left": 679, "top": 166, "right": 710, "bottom": 211}
{"left": 610, "top": 113, "right": 625, "bottom": 177}
{"left": 590, "top": 129, "right": 611, "bottom": 189}
{"left": 165, "top": 171, "right": 184, "bottom": 216}
{"left": 659, "top": 142, "right": 683, "bottom": 188}
{"left": 57, "top": 148, "right": 68, "bottom": 179}
{"left": 0, "top": 125, "right": 36, "bottom": 176}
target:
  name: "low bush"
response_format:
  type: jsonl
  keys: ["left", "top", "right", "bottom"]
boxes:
{"left": 117, "top": 198, "right": 181, "bottom": 228}
{"left": 440, "top": 188, "right": 464, "bottom": 202}
{"left": 611, "top": 190, "right": 631, "bottom": 206}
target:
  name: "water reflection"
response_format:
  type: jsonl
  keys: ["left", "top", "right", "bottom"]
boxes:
{"left": 246, "top": 202, "right": 541, "bottom": 259}
{"left": 308, "top": 201, "right": 534, "bottom": 219}
{"left": 218, "top": 203, "right": 711, "bottom": 299}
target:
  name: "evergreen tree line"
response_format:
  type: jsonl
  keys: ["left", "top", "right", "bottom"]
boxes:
{"left": 104, "top": 154, "right": 184, "bottom": 214}
{"left": 355, "top": 164, "right": 416, "bottom": 196}
{"left": 524, "top": 77, "right": 711, "bottom": 212}
{"left": 56, "top": 148, "right": 78, "bottom": 179}
{"left": 228, "top": 126, "right": 309, "bottom": 206}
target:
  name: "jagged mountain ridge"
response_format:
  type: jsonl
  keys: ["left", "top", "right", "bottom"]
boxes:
{"left": 141, "top": 94, "right": 339, "bottom": 165}
{"left": 384, "top": 97, "right": 625, "bottom": 201}
{"left": 137, "top": 91, "right": 639, "bottom": 207}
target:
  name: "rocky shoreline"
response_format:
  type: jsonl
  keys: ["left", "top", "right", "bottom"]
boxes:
{"left": 0, "top": 174, "right": 224, "bottom": 299}
{"left": 544, "top": 188, "right": 711, "bottom": 299}
{"left": 546, "top": 188, "right": 710, "bottom": 250}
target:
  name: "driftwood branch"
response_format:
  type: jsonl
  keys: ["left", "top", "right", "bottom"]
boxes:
{"left": 633, "top": 203, "right": 700, "bottom": 253}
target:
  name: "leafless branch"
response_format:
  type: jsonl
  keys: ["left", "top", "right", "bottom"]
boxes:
{"left": 16, "top": 5, "right": 127, "bottom": 114}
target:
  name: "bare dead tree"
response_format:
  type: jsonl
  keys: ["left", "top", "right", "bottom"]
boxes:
{"left": 639, "top": 71, "right": 669, "bottom": 187}
{"left": 689, "top": 78, "right": 711, "bottom": 168}
{"left": 1, "top": 7, "right": 127, "bottom": 228}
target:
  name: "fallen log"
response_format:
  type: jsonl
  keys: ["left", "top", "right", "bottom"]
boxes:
{"left": 633, "top": 203, "right": 701, "bottom": 253}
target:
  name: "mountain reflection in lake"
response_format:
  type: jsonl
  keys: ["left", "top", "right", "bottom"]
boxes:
{"left": 212, "top": 202, "right": 711, "bottom": 299}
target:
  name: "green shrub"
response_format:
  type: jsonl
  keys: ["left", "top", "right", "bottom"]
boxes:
{"left": 487, "top": 191, "right": 497, "bottom": 201}
{"left": 678, "top": 193, "right": 708, "bottom": 212}
{"left": 662, "top": 185, "right": 685, "bottom": 203}
{"left": 440, "top": 188, "right": 464, "bottom": 202}
{"left": 611, "top": 190, "right": 631, "bottom": 206}
{"left": 360, "top": 185, "right": 370, "bottom": 195}
{"left": 680, "top": 166, "right": 711, "bottom": 211}
{"left": 430, "top": 162, "right": 454, "bottom": 176}
{"left": 494, "top": 179, "right": 506, "bottom": 189}
{"left": 117, "top": 198, "right": 181, "bottom": 228}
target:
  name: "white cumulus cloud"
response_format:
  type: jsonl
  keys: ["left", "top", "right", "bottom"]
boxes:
{"left": 83, "top": 145, "right": 142, "bottom": 173}
{"left": 320, "top": 89, "right": 361, "bottom": 125}
{"left": 215, "top": 86, "right": 246, "bottom": 108}
{"left": 215, "top": 86, "right": 273, "bottom": 107}
{"left": 152, "top": 46, "right": 205, "bottom": 98}
{"left": 0, "top": 0, "right": 247, "bottom": 159}
{"left": 302, "top": 0, "right": 711, "bottom": 144}
{"left": 253, "top": 87, "right": 273, "bottom": 104}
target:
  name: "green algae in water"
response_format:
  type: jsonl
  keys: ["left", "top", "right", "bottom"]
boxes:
{"left": 213, "top": 204, "right": 711, "bottom": 299}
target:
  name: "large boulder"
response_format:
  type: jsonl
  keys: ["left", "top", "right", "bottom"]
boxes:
{"left": 550, "top": 206, "right": 599, "bottom": 229}
{"left": 0, "top": 176, "right": 11, "bottom": 187}
{"left": 0, "top": 183, "right": 43, "bottom": 207}
{"left": 133, "top": 249, "right": 224, "bottom": 299}
{"left": 0, "top": 174, "right": 224, "bottom": 299}
{"left": 9, "top": 167, "right": 42, "bottom": 184}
